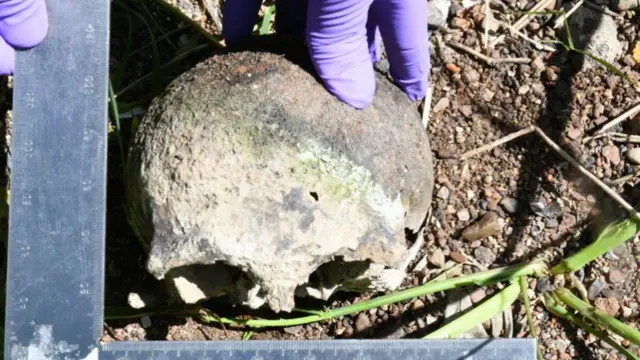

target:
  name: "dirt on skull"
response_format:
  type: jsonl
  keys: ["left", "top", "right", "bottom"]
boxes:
{"left": 124, "top": 39, "right": 435, "bottom": 314}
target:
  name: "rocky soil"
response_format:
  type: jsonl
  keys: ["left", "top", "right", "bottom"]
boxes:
{"left": 2, "top": 0, "right": 637, "bottom": 359}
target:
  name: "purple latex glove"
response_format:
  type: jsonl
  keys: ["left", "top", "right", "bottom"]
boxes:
{"left": 0, "top": 0, "right": 48, "bottom": 75}
{"left": 223, "top": 0, "right": 429, "bottom": 110}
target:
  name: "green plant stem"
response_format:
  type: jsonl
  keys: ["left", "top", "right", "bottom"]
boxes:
{"left": 554, "top": 288, "right": 640, "bottom": 346}
{"left": 108, "top": 81, "right": 127, "bottom": 169}
{"left": 567, "top": 272, "right": 590, "bottom": 304}
{"left": 424, "top": 281, "right": 520, "bottom": 339}
{"left": 519, "top": 276, "right": 544, "bottom": 360}
{"left": 551, "top": 218, "right": 640, "bottom": 275}
{"left": 198, "top": 260, "right": 548, "bottom": 328}
{"left": 544, "top": 294, "right": 640, "bottom": 360}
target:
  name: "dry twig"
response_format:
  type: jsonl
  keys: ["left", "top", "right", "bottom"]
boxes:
{"left": 590, "top": 102, "right": 640, "bottom": 136}
{"left": 483, "top": 0, "right": 490, "bottom": 51}
{"left": 552, "top": 0, "right": 585, "bottom": 28}
{"left": 422, "top": 87, "right": 433, "bottom": 129}
{"left": 489, "top": 0, "right": 555, "bottom": 48}
{"left": 608, "top": 170, "right": 640, "bottom": 186}
{"left": 583, "top": 132, "right": 640, "bottom": 144}
{"left": 459, "top": 126, "right": 535, "bottom": 160}
{"left": 447, "top": 42, "right": 532, "bottom": 66}
{"left": 460, "top": 125, "right": 640, "bottom": 220}
{"left": 583, "top": 0, "right": 622, "bottom": 18}
{"left": 532, "top": 127, "right": 640, "bottom": 219}
{"left": 498, "top": 20, "right": 556, "bottom": 52}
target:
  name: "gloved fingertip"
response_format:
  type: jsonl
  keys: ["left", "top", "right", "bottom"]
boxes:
{"left": 323, "top": 75, "right": 376, "bottom": 109}
{"left": 0, "top": 36, "right": 15, "bottom": 76}
{"left": 0, "top": 0, "right": 48, "bottom": 49}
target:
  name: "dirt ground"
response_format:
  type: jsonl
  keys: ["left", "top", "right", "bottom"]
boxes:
{"left": 1, "top": 0, "right": 639, "bottom": 359}
{"left": 102, "top": 1, "right": 640, "bottom": 359}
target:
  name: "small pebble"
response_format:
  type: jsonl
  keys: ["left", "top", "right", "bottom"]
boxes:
{"left": 463, "top": 68, "right": 481, "bottom": 83}
{"left": 474, "top": 246, "right": 496, "bottom": 265}
{"left": 500, "top": 197, "right": 519, "bottom": 214}
{"left": 428, "top": 249, "right": 446, "bottom": 268}
{"left": 544, "top": 218, "right": 558, "bottom": 229}
{"left": 530, "top": 224, "right": 542, "bottom": 236}
{"left": 450, "top": 251, "right": 467, "bottom": 263}
{"left": 518, "top": 84, "right": 530, "bottom": 95}
{"left": 412, "top": 299, "right": 425, "bottom": 311}
{"left": 457, "top": 209, "right": 471, "bottom": 222}
{"left": 567, "top": 127, "right": 582, "bottom": 140}
{"left": 536, "top": 278, "right": 553, "bottom": 293}
{"left": 450, "top": 17, "right": 472, "bottom": 30}
{"left": 588, "top": 277, "right": 608, "bottom": 300}
{"left": 284, "top": 325, "right": 304, "bottom": 334}
{"left": 594, "top": 297, "right": 620, "bottom": 316}
{"left": 140, "top": 316, "right": 152, "bottom": 329}
{"left": 602, "top": 144, "right": 621, "bottom": 165}
{"left": 462, "top": 211, "right": 504, "bottom": 241}
{"left": 128, "top": 292, "right": 146, "bottom": 309}
{"left": 437, "top": 186, "right": 450, "bottom": 200}
{"left": 354, "top": 313, "right": 371, "bottom": 333}
{"left": 433, "top": 97, "right": 450, "bottom": 113}
{"left": 608, "top": 269, "right": 626, "bottom": 284}
{"left": 470, "top": 288, "right": 486, "bottom": 303}
{"left": 626, "top": 147, "right": 640, "bottom": 164}
{"left": 459, "top": 105, "right": 473, "bottom": 117}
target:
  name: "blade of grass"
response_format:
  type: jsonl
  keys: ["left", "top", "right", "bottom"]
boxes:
{"left": 424, "top": 281, "right": 520, "bottom": 339}
{"left": 108, "top": 80, "right": 127, "bottom": 169}
{"left": 573, "top": 48, "right": 640, "bottom": 90}
{"left": 563, "top": 17, "right": 574, "bottom": 49}
{"left": 551, "top": 217, "right": 640, "bottom": 275}
{"left": 554, "top": 288, "right": 640, "bottom": 346}
{"left": 259, "top": 5, "right": 274, "bottom": 35}
{"left": 519, "top": 276, "right": 544, "bottom": 360}
{"left": 197, "top": 259, "right": 548, "bottom": 328}
{"left": 544, "top": 294, "right": 640, "bottom": 360}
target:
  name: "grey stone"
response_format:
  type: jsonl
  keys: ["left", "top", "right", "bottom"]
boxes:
{"left": 125, "top": 40, "right": 435, "bottom": 313}
{"left": 437, "top": 185, "right": 450, "bottom": 200}
{"left": 428, "top": 248, "right": 446, "bottom": 268}
{"left": 626, "top": 148, "right": 640, "bottom": 164}
{"left": 612, "top": 0, "right": 640, "bottom": 10}
{"left": 474, "top": 246, "right": 496, "bottom": 265}
{"left": 355, "top": 313, "right": 371, "bottom": 332}
{"left": 588, "top": 277, "right": 608, "bottom": 300}
{"left": 500, "top": 197, "right": 519, "bottom": 214}
{"left": 565, "top": 7, "right": 623, "bottom": 69}
{"left": 428, "top": 0, "right": 452, "bottom": 28}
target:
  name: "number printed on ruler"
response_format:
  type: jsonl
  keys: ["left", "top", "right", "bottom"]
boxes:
{"left": 84, "top": 75, "right": 95, "bottom": 95}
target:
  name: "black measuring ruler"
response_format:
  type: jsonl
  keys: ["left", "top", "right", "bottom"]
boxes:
{"left": 4, "top": 0, "right": 537, "bottom": 359}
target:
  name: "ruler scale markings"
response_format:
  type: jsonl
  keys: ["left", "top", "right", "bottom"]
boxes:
{"left": 5, "top": 0, "right": 109, "bottom": 359}
{"left": 4, "top": 1, "right": 537, "bottom": 359}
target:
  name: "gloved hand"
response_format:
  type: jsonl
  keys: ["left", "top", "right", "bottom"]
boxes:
{"left": 0, "top": 0, "right": 48, "bottom": 75}
{"left": 223, "top": 0, "right": 429, "bottom": 110}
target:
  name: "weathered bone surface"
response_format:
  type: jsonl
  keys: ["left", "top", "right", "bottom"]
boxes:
{"left": 125, "top": 41, "right": 434, "bottom": 313}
